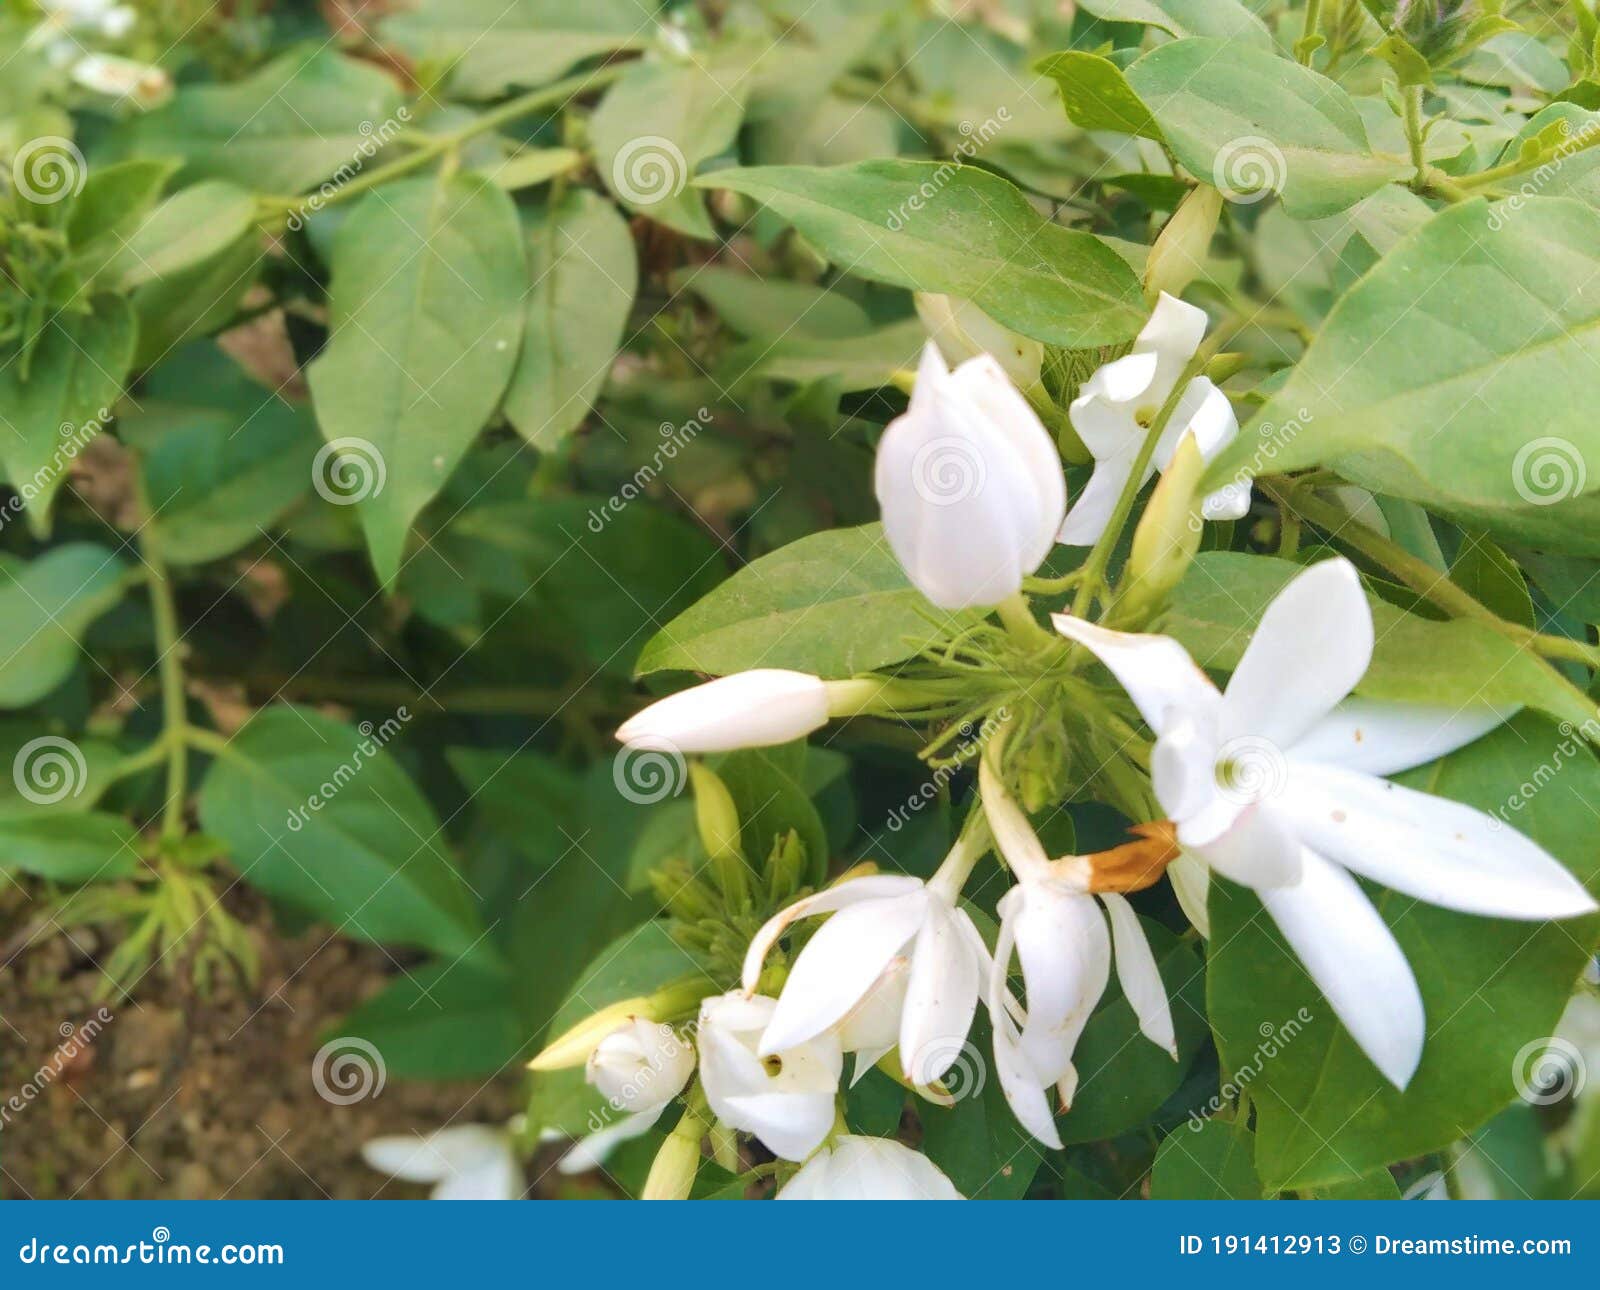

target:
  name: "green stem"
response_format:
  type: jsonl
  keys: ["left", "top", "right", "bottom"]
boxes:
{"left": 258, "top": 64, "right": 628, "bottom": 219}
{"left": 1297, "top": 0, "right": 1324, "bottom": 63}
{"left": 1453, "top": 127, "right": 1600, "bottom": 193}
{"left": 995, "top": 592, "right": 1056, "bottom": 651}
{"left": 136, "top": 482, "right": 188, "bottom": 841}
{"left": 107, "top": 734, "right": 174, "bottom": 785}
{"left": 1402, "top": 84, "right": 1428, "bottom": 189}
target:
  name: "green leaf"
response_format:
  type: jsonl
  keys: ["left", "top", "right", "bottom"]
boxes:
{"left": 636, "top": 523, "right": 976, "bottom": 679}
{"left": 0, "top": 545, "right": 126, "bottom": 707}
{"left": 1035, "top": 51, "right": 1162, "bottom": 140}
{"left": 503, "top": 190, "right": 636, "bottom": 450}
{"left": 1077, "top": 0, "right": 1272, "bottom": 45}
{"left": 698, "top": 161, "right": 1145, "bottom": 347}
{"left": 1207, "top": 198, "right": 1600, "bottom": 553}
{"left": 307, "top": 174, "right": 526, "bottom": 585}
{"left": 591, "top": 45, "right": 765, "bottom": 238}
{"left": 725, "top": 319, "right": 926, "bottom": 391}
{"left": 1450, "top": 535, "right": 1535, "bottom": 629}
{"left": 129, "top": 234, "right": 262, "bottom": 369}
{"left": 673, "top": 265, "right": 872, "bottom": 342}
{"left": 1166, "top": 553, "right": 1598, "bottom": 732}
{"left": 919, "top": 1021, "right": 1045, "bottom": 1200}
{"left": 0, "top": 812, "right": 139, "bottom": 883}
{"left": 1151, "top": 1122, "right": 1262, "bottom": 1199}
{"left": 98, "top": 182, "right": 257, "bottom": 290}
{"left": 379, "top": 0, "right": 651, "bottom": 99}
{"left": 197, "top": 706, "right": 482, "bottom": 958}
{"left": 338, "top": 958, "right": 525, "bottom": 1080}
{"left": 479, "top": 146, "right": 584, "bottom": 192}
{"left": 1127, "top": 39, "right": 1410, "bottom": 219}
{"left": 1207, "top": 713, "right": 1600, "bottom": 1190}
{"left": 0, "top": 724, "right": 121, "bottom": 814}
{"left": 67, "top": 158, "right": 177, "bottom": 277}
{"left": 125, "top": 46, "right": 405, "bottom": 193}
{"left": 1494, "top": 105, "right": 1600, "bottom": 209}
{"left": 713, "top": 744, "right": 829, "bottom": 884}
{"left": 0, "top": 296, "right": 134, "bottom": 536}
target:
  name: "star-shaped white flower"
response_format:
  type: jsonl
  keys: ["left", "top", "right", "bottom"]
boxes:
{"left": 362, "top": 1125, "right": 521, "bottom": 1200}
{"left": 1059, "top": 293, "right": 1248, "bottom": 546}
{"left": 1055, "top": 556, "right": 1597, "bottom": 1088}
{"left": 776, "top": 1135, "right": 963, "bottom": 1199}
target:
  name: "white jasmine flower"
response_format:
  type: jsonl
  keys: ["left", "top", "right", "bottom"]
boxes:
{"left": 617, "top": 669, "right": 831, "bottom": 753}
{"left": 1054, "top": 556, "right": 1597, "bottom": 1088}
{"left": 697, "top": 991, "right": 841, "bottom": 1162}
{"left": 1058, "top": 293, "right": 1247, "bottom": 545}
{"left": 876, "top": 342, "right": 1066, "bottom": 609}
{"left": 776, "top": 1135, "right": 963, "bottom": 1199}
{"left": 558, "top": 1019, "right": 694, "bottom": 1174}
{"left": 362, "top": 1125, "right": 520, "bottom": 1200}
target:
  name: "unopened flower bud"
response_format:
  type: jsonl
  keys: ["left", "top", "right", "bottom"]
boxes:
{"left": 915, "top": 292, "right": 1044, "bottom": 392}
{"left": 586, "top": 1019, "right": 694, "bottom": 1114}
{"left": 1143, "top": 185, "right": 1222, "bottom": 303}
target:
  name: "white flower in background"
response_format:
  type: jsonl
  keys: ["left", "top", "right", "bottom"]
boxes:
{"left": 38, "top": 0, "right": 136, "bottom": 37}
{"left": 915, "top": 292, "right": 1044, "bottom": 392}
{"left": 362, "top": 1125, "right": 521, "bottom": 1200}
{"left": 742, "top": 845, "right": 991, "bottom": 1086}
{"left": 697, "top": 991, "right": 841, "bottom": 1161}
{"left": 875, "top": 342, "right": 1067, "bottom": 609}
{"left": 776, "top": 1135, "right": 964, "bottom": 1199}
{"left": 558, "top": 1019, "right": 694, "bottom": 1174}
{"left": 617, "top": 669, "right": 831, "bottom": 753}
{"left": 1059, "top": 293, "right": 1247, "bottom": 545}
{"left": 1054, "top": 557, "right": 1597, "bottom": 1088}
{"left": 980, "top": 762, "right": 1175, "bottom": 1148}
{"left": 69, "top": 54, "right": 171, "bottom": 106}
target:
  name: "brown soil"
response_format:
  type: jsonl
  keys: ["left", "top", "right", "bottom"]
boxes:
{"left": 0, "top": 888, "right": 520, "bottom": 1200}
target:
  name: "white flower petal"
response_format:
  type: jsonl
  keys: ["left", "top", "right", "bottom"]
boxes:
{"left": 1169, "top": 852, "right": 1212, "bottom": 937}
{"left": 556, "top": 1105, "right": 665, "bottom": 1174}
{"left": 720, "top": 1090, "right": 836, "bottom": 1162}
{"left": 1221, "top": 559, "right": 1373, "bottom": 750}
{"left": 1007, "top": 883, "right": 1109, "bottom": 1085}
{"left": 1152, "top": 717, "right": 1221, "bottom": 822}
{"left": 362, "top": 1134, "right": 453, "bottom": 1185}
{"left": 899, "top": 900, "right": 983, "bottom": 1083}
{"left": 1258, "top": 849, "right": 1424, "bottom": 1090}
{"left": 759, "top": 891, "right": 928, "bottom": 1055}
{"left": 1283, "top": 764, "right": 1598, "bottom": 921}
{"left": 1051, "top": 615, "right": 1221, "bottom": 736}
{"left": 1136, "top": 292, "right": 1208, "bottom": 400}
{"left": 1057, "top": 452, "right": 1137, "bottom": 546}
{"left": 1153, "top": 377, "right": 1237, "bottom": 469}
{"left": 741, "top": 874, "right": 924, "bottom": 992}
{"left": 987, "top": 910, "right": 1064, "bottom": 1150}
{"left": 1076, "top": 349, "right": 1159, "bottom": 411}
{"left": 1288, "top": 698, "right": 1513, "bottom": 777}
{"left": 616, "top": 669, "right": 829, "bottom": 752}
{"left": 1100, "top": 893, "right": 1177, "bottom": 1057}
{"left": 776, "top": 1136, "right": 963, "bottom": 1199}
{"left": 1186, "top": 801, "right": 1302, "bottom": 887}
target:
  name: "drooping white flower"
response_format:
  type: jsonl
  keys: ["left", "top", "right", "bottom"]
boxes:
{"left": 697, "top": 991, "right": 841, "bottom": 1162}
{"left": 1058, "top": 293, "right": 1247, "bottom": 545}
{"left": 915, "top": 292, "right": 1044, "bottom": 392}
{"left": 980, "top": 762, "right": 1175, "bottom": 1148}
{"left": 617, "top": 669, "right": 832, "bottom": 753}
{"left": 742, "top": 849, "right": 990, "bottom": 1086}
{"left": 362, "top": 1125, "right": 521, "bottom": 1200}
{"left": 776, "top": 1135, "right": 964, "bottom": 1199}
{"left": 558, "top": 1019, "right": 694, "bottom": 1174}
{"left": 875, "top": 342, "right": 1067, "bottom": 609}
{"left": 1054, "top": 556, "right": 1597, "bottom": 1089}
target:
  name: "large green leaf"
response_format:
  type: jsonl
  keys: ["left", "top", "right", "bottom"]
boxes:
{"left": 1208, "top": 198, "right": 1600, "bottom": 554}
{"left": 1165, "top": 553, "right": 1596, "bottom": 732}
{"left": 126, "top": 46, "right": 405, "bottom": 193}
{"left": 503, "top": 190, "right": 635, "bottom": 449}
{"left": 0, "top": 545, "right": 126, "bottom": 707}
{"left": 1207, "top": 714, "right": 1600, "bottom": 1190}
{"left": 0, "top": 812, "right": 140, "bottom": 883}
{"left": 1127, "top": 39, "right": 1409, "bottom": 218}
{"left": 197, "top": 706, "right": 482, "bottom": 958}
{"left": 338, "top": 958, "right": 525, "bottom": 1080}
{"left": 636, "top": 523, "right": 975, "bottom": 679}
{"left": 0, "top": 298, "right": 134, "bottom": 537}
{"left": 307, "top": 174, "right": 526, "bottom": 585}
{"left": 1035, "top": 51, "right": 1162, "bottom": 140}
{"left": 379, "top": 0, "right": 651, "bottom": 99}
{"left": 698, "top": 161, "right": 1145, "bottom": 346}
{"left": 1077, "top": 0, "right": 1272, "bottom": 44}
{"left": 1150, "top": 1121, "right": 1263, "bottom": 1199}
{"left": 98, "top": 182, "right": 257, "bottom": 290}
